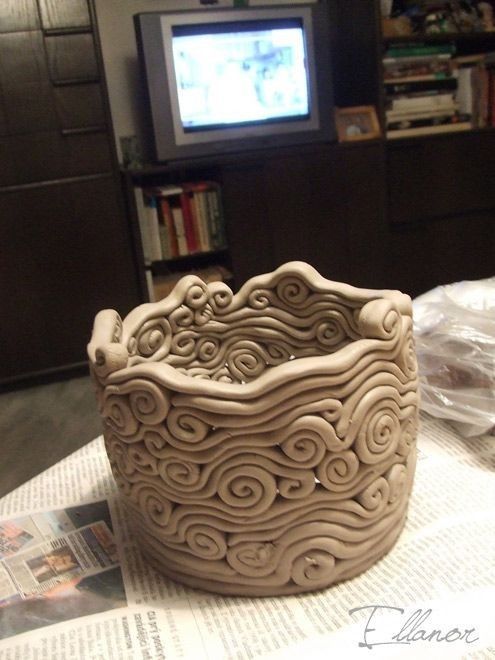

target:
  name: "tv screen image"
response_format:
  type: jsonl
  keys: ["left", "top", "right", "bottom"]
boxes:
{"left": 172, "top": 20, "right": 310, "bottom": 131}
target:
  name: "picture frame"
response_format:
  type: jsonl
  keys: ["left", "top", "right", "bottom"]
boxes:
{"left": 335, "top": 105, "right": 381, "bottom": 142}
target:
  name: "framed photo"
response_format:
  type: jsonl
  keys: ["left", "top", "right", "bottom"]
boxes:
{"left": 335, "top": 106, "right": 381, "bottom": 142}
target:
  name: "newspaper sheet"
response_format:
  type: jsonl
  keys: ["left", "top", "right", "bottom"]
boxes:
{"left": 0, "top": 414, "right": 494, "bottom": 660}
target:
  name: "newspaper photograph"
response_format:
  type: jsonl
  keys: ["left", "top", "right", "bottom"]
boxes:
{"left": 0, "top": 416, "right": 494, "bottom": 659}
{"left": 0, "top": 500, "right": 126, "bottom": 641}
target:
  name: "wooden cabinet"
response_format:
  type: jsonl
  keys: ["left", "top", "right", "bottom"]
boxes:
{"left": 333, "top": 1, "right": 495, "bottom": 296}
{"left": 0, "top": 0, "right": 142, "bottom": 386}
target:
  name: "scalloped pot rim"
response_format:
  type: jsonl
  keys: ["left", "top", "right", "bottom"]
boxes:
{"left": 107, "top": 262, "right": 412, "bottom": 395}
{"left": 122, "top": 261, "right": 413, "bottom": 334}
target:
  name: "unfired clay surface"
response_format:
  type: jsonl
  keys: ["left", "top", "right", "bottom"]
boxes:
{"left": 88, "top": 262, "right": 419, "bottom": 596}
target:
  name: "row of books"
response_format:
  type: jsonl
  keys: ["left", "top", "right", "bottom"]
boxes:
{"left": 383, "top": 43, "right": 470, "bottom": 138}
{"left": 133, "top": 181, "right": 227, "bottom": 263}
{"left": 382, "top": 42, "right": 489, "bottom": 139}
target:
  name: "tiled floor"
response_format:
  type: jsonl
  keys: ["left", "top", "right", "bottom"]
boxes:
{"left": 0, "top": 375, "right": 103, "bottom": 498}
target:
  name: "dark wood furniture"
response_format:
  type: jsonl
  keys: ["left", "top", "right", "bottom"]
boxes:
{"left": 0, "top": 0, "right": 143, "bottom": 387}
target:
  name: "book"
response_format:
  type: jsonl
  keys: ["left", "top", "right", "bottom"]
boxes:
{"left": 133, "top": 187, "right": 152, "bottom": 264}
{"left": 157, "top": 196, "right": 178, "bottom": 258}
{"left": 384, "top": 44, "right": 456, "bottom": 58}
{"left": 389, "top": 92, "right": 456, "bottom": 112}
{"left": 192, "top": 190, "right": 211, "bottom": 253}
{"left": 171, "top": 205, "right": 188, "bottom": 256}
{"left": 143, "top": 193, "right": 162, "bottom": 262}
{"left": 387, "top": 114, "right": 470, "bottom": 131}
{"left": 383, "top": 52, "right": 453, "bottom": 67}
{"left": 385, "top": 78, "right": 458, "bottom": 95}
{"left": 206, "top": 186, "right": 226, "bottom": 250}
{"left": 383, "top": 59, "right": 453, "bottom": 82}
{"left": 456, "top": 66, "right": 475, "bottom": 116}
{"left": 179, "top": 191, "right": 198, "bottom": 254}
{"left": 148, "top": 195, "right": 170, "bottom": 261}
{"left": 387, "top": 121, "right": 471, "bottom": 139}
{"left": 384, "top": 72, "right": 454, "bottom": 84}
{"left": 387, "top": 107, "right": 458, "bottom": 119}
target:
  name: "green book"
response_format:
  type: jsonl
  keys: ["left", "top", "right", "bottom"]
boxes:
{"left": 385, "top": 44, "right": 456, "bottom": 58}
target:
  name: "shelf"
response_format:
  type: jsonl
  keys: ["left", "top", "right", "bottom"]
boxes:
{"left": 382, "top": 31, "right": 495, "bottom": 45}
{"left": 121, "top": 140, "right": 342, "bottom": 178}
{"left": 150, "top": 249, "right": 230, "bottom": 276}
{"left": 386, "top": 125, "right": 495, "bottom": 143}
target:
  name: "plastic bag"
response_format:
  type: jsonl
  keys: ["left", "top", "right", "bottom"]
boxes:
{"left": 413, "top": 277, "right": 495, "bottom": 437}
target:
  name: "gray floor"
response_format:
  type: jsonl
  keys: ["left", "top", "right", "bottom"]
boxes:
{"left": 0, "top": 375, "right": 103, "bottom": 498}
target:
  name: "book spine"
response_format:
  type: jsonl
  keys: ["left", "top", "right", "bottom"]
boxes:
{"left": 152, "top": 196, "right": 170, "bottom": 261}
{"left": 171, "top": 206, "right": 188, "bottom": 256}
{"left": 387, "top": 121, "right": 471, "bottom": 139}
{"left": 160, "top": 198, "right": 178, "bottom": 258}
{"left": 194, "top": 191, "right": 211, "bottom": 252}
{"left": 383, "top": 53, "right": 453, "bottom": 66}
{"left": 133, "top": 187, "right": 152, "bottom": 264}
{"left": 385, "top": 78, "right": 458, "bottom": 95}
{"left": 387, "top": 114, "right": 469, "bottom": 131}
{"left": 207, "top": 186, "right": 226, "bottom": 250}
{"left": 180, "top": 192, "right": 198, "bottom": 254}
{"left": 384, "top": 72, "right": 453, "bottom": 83}
{"left": 189, "top": 192, "right": 205, "bottom": 252}
{"left": 385, "top": 44, "right": 456, "bottom": 58}
{"left": 144, "top": 194, "right": 162, "bottom": 262}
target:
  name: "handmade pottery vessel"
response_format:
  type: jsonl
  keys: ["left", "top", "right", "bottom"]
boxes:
{"left": 88, "top": 262, "right": 419, "bottom": 596}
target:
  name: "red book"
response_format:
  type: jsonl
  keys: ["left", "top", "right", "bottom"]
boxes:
{"left": 182, "top": 181, "right": 215, "bottom": 252}
{"left": 159, "top": 197, "right": 179, "bottom": 258}
{"left": 179, "top": 191, "right": 198, "bottom": 254}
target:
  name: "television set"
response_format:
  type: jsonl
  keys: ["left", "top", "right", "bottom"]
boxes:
{"left": 134, "top": 3, "right": 336, "bottom": 163}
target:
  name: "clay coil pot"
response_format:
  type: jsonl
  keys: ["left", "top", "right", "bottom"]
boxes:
{"left": 88, "top": 262, "right": 419, "bottom": 596}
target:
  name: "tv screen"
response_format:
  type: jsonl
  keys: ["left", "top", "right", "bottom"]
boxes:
{"left": 135, "top": 5, "right": 335, "bottom": 162}
{"left": 172, "top": 19, "right": 310, "bottom": 131}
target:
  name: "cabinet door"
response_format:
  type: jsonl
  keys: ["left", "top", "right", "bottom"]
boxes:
{"left": 387, "top": 133, "right": 495, "bottom": 224}
{"left": 262, "top": 147, "right": 350, "bottom": 284}
{"left": 387, "top": 210, "right": 495, "bottom": 297}
{"left": 259, "top": 143, "right": 386, "bottom": 288}
{"left": 0, "top": 177, "right": 141, "bottom": 382}
{"left": 38, "top": 0, "right": 90, "bottom": 30}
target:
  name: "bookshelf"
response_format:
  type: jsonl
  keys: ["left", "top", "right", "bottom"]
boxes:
{"left": 330, "top": 0, "right": 495, "bottom": 296}
{"left": 379, "top": 32, "right": 495, "bottom": 139}
{"left": 123, "top": 167, "right": 233, "bottom": 302}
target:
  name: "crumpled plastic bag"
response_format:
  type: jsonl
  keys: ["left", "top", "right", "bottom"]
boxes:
{"left": 413, "top": 277, "right": 495, "bottom": 437}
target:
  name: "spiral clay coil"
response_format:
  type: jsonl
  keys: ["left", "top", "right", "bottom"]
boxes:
{"left": 88, "top": 262, "right": 419, "bottom": 596}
